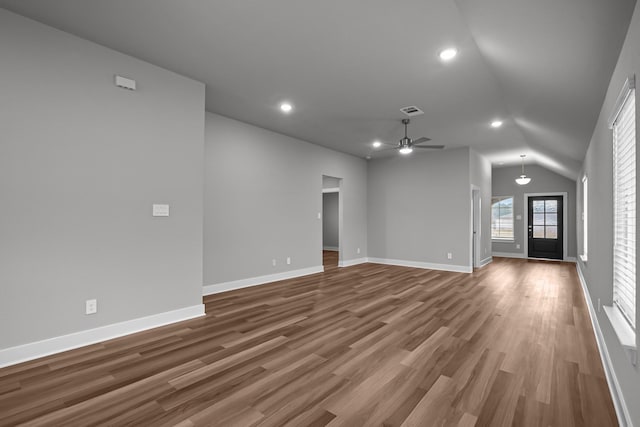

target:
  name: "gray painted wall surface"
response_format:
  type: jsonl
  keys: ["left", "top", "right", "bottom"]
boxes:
{"left": 578, "top": 3, "right": 640, "bottom": 424}
{"left": 204, "top": 113, "right": 367, "bottom": 285}
{"left": 322, "top": 176, "right": 340, "bottom": 189}
{"left": 0, "top": 10, "right": 205, "bottom": 349}
{"left": 323, "top": 192, "right": 339, "bottom": 249}
{"left": 492, "top": 165, "right": 577, "bottom": 258}
{"left": 470, "top": 149, "right": 493, "bottom": 264}
{"left": 367, "top": 148, "right": 472, "bottom": 269}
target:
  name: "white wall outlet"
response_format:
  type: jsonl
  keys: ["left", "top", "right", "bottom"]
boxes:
{"left": 272, "top": 259, "right": 276, "bottom": 267}
{"left": 357, "top": 247, "right": 361, "bottom": 254}
{"left": 516, "top": 244, "right": 520, "bottom": 249}
{"left": 317, "top": 212, "right": 322, "bottom": 220}
{"left": 286, "top": 257, "right": 291, "bottom": 265}
{"left": 447, "top": 252, "right": 452, "bottom": 260}
{"left": 85, "top": 299, "right": 97, "bottom": 315}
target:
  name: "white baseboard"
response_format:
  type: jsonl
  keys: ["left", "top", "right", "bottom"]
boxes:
{"left": 566, "top": 256, "right": 577, "bottom": 262}
{"left": 478, "top": 256, "right": 493, "bottom": 268}
{"left": 203, "top": 266, "right": 324, "bottom": 296}
{"left": 323, "top": 246, "right": 339, "bottom": 251}
{"left": 338, "top": 257, "right": 368, "bottom": 267}
{"left": 367, "top": 257, "right": 472, "bottom": 273}
{"left": 576, "top": 265, "right": 631, "bottom": 427}
{"left": 0, "top": 304, "right": 205, "bottom": 369}
{"left": 492, "top": 251, "right": 526, "bottom": 259}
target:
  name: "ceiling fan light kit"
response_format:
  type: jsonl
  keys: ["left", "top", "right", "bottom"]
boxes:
{"left": 384, "top": 118, "right": 444, "bottom": 156}
{"left": 515, "top": 154, "right": 532, "bottom": 185}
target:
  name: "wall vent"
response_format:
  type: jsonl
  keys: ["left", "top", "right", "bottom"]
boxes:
{"left": 400, "top": 106, "right": 424, "bottom": 117}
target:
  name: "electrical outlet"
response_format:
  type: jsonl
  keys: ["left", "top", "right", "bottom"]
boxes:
{"left": 447, "top": 252, "right": 452, "bottom": 260}
{"left": 287, "top": 257, "right": 291, "bottom": 265}
{"left": 357, "top": 247, "right": 361, "bottom": 254}
{"left": 272, "top": 259, "right": 276, "bottom": 267}
{"left": 516, "top": 244, "right": 520, "bottom": 249}
{"left": 85, "top": 299, "right": 97, "bottom": 315}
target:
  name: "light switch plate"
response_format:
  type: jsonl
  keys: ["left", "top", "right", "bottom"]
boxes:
{"left": 153, "top": 204, "right": 170, "bottom": 217}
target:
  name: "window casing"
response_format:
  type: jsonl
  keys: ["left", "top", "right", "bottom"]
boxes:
{"left": 491, "top": 196, "right": 514, "bottom": 240}
{"left": 581, "top": 176, "right": 588, "bottom": 262}
{"left": 611, "top": 81, "right": 636, "bottom": 330}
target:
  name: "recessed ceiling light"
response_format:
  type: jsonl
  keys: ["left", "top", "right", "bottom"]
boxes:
{"left": 491, "top": 120, "right": 503, "bottom": 128}
{"left": 372, "top": 141, "right": 382, "bottom": 148}
{"left": 439, "top": 48, "right": 457, "bottom": 61}
{"left": 280, "top": 102, "right": 293, "bottom": 113}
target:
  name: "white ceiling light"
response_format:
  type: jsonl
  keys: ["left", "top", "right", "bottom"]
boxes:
{"left": 515, "top": 154, "right": 532, "bottom": 185}
{"left": 372, "top": 141, "right": 382, "bottom": 148}
{"left": 439, "top": 48, "right": 457, "bottom": 61}
{"left": 491, "top": 120, "right": 503, "bottom": 128}
{"left": 280, "top": 102, "right": 293, "bottom": 113}
{"left": 399, "top": 147, "right": 413, "bottom": 155}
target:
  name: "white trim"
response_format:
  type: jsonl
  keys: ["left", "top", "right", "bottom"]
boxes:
{"left": 367, "top": 257, "right": 472, "bottom": 273}
{"left": 523, "top": 192, "right": 568, "bottom": 261}
{"left": 576, "top": 265, "right": 632, "bottom": 427}
{"left": 323, "top": 246, "right": 339, "bottom": 251}
{"left": 203, "top": 266, "right": 324, "bottom": 296}
{"left": 603, "top": 306, "right": 637, "bottom": 353}
{"left": 492, "top": 251, "right": 526, "bottom": 259}
{"left": 338, "top": 257, "right": 368, "bottom": 267}
{"left": 478, "top": 256, "right": 493, "bottom": 268}
{"left": 322, "top": 187, "right": 340, "bottom": 193}
{"left": 0, "top": 304, "right": 205, "bottom": 369}
{"left": 608, "top": 75, "right": 636, "bottom": 129}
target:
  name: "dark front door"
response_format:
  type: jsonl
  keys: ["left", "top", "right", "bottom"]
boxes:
{"left": 528, "top": 196, "right": 563, "bottom": 259}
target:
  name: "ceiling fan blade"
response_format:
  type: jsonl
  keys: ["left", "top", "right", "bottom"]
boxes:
{"left": 413, "top": 144, "right": 445, "bottom": 149}
{"left": 412, "top": 137, "right": 432, "bottom": 145}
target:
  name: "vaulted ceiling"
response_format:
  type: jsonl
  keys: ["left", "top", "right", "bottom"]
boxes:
{"left": 1, "top": 0, "right": 636, "bottom": 179}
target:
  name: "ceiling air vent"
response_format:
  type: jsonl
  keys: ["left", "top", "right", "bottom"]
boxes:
{"left": 400, "top": 106, "right": 424, "bottom": 117}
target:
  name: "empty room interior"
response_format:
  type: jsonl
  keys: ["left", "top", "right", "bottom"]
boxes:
{"left": 1, "top": 0, "right": 639, "bottom": 426}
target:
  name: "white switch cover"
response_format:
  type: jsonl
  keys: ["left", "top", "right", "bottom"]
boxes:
{"left": 153, "top": 204, "right": 170, "bottom": 217}
{"left": 287, "top": 257, "right": 291, "bottom": 265}
{"left": 317, "top": 212, "right": 322, "bottom": 220}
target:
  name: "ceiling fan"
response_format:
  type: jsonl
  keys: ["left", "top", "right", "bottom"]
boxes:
{"left": 385, "top": 119, "right": 444, "bottom": 154}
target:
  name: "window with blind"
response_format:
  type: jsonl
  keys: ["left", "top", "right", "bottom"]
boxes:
{"left": 581, "top": 176, "right": 588, "bottom": 262}
{"left": 612, "top": 78, "right": 636, "bottom": 330}
{"left": 491, "top": 196, "right": 514, "bottom": 240}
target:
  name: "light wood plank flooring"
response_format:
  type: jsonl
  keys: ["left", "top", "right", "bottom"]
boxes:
{"left": 0, "top": 258, "right": 616, "bottom": 426}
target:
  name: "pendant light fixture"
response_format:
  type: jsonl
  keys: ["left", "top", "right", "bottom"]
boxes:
{"left": 515, "top": 154, "right": 532, "bottom": 185}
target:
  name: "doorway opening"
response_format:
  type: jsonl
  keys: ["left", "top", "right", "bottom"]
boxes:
{"left": 322, "top": 175, "right": 342, "bottom": 270}
{"left": 525, "top": 193, "right": 566, "bottom": 260}
{"left": 472, "top": 187, "right": 481, "bottom": 269}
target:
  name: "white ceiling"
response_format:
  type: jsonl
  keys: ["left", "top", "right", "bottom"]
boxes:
{"left": 1, "top": 0, "right": 635, "bottom": 179}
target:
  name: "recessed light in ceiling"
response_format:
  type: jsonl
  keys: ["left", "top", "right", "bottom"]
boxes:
{"left": 372, "top": 141, "right": 382, "bottom": 148}
{"left": 280, "top": 102, "right": 293, "bottom": 113}
{"left": 439, "top": 48, "right": 457, "bottom": 61}
{"left": 491, "top": 120, "right": 503, "bottom": 128}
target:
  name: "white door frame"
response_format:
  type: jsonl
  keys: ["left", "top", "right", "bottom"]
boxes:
{"left": 470, "top": 185, "right": 482, "bottom": 268}
{"left": 523, "top": 192, "right": 568, "bottom": 260}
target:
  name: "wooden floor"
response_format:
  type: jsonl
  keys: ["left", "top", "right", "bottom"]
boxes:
{"left": 0, "top": 257, "right": 616, "bottom": 426}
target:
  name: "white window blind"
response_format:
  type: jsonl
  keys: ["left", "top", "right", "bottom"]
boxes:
{"left": 582, "top": 176, "right": 588, "bottom": 260}
{"left": 612, "top": 87, "right": 636, "bottom": 330}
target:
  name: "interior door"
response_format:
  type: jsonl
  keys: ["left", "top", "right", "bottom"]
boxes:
{"left": 528, "top": 196, "right": 563, "bottom": 259}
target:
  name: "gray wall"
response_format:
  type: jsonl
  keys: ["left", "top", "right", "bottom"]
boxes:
{"left": 492, "top": 165, "right": 577, "bottom": 259}
{"left": 323, "top": 192, "right": 339, "bottom": 249}
{"left": 0, "top": 10, "right": 205, "bottom": 349}
{"left": 578, "top": 2, "right": 640, "bottom": 424}
{"left": 204, "top": 113, "right": 367, "bottom": 285}
{"left": 367, "top": 147, "right": 476, "bottom": 270}
{"left": 470, "top": 149, "right": 493, "bottom": 265}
